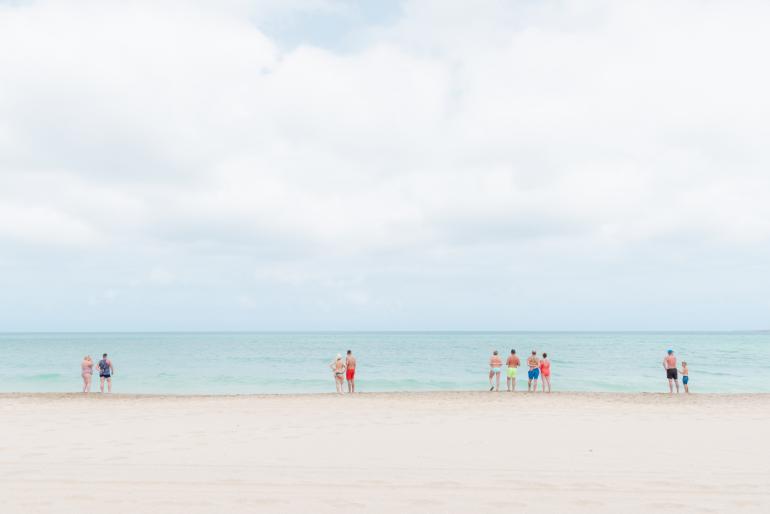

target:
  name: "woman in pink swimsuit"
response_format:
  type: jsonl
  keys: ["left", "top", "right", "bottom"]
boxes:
{"left": 539, "top": 353, "right": 551, "bottom": 393}
{"left": 81, "top": 356, "right": 94, "bottom": 393}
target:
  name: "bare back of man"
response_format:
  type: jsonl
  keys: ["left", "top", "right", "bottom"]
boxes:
{"left": 663, "top": 350, "right": 679, "bottom": 394}
{"left": 345, "top": 351, "right": 357, "bottom": 393}
{"left": 506, "top": 351, "right": 520, "bottom": 391}
{"left": 527, "top": 351, "right": 540, "bottom": 392}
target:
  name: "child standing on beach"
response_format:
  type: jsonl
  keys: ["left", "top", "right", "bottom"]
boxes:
{"left": 680, "top": 361, "right": 690, "bottom": 394}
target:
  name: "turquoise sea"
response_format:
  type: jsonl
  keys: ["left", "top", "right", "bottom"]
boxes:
{"left": 0, "top": 332, "right": 768, "bottom": 394}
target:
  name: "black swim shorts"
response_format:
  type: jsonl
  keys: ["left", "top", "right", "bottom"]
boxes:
{"left": 666, "top": 368, "right": 678, "bottom": 380}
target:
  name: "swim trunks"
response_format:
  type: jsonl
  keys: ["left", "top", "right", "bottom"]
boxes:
{"left": 100, "top": 373, "right": 111, "bottom": 379}
{"left": 528, "top": 368, "right": 540, "bottom": 380}
{"left": 492, "top": 367, "right": 501, "bottom": 374}
{"left": 683, "top": 376, "right": 689, "bottom": 385}
{"left": 346, "top": 368, "right": 355, "bottom": 380}
{"left": 507, "top": 367, "right": 517, "bottom": 378}
{"left": 666, "top": 368, "right": 678, "bottom": 380}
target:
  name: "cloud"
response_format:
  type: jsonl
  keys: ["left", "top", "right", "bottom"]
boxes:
{"left": 0, "top": 0, "right": 769, "bottom": 329}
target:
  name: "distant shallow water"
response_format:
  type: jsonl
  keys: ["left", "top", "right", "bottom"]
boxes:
{"left": 0, "top": 332, "right": 767, "bottom": 394}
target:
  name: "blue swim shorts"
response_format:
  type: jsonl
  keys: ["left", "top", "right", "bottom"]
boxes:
{"left": 683, "top": 376, "right": 689, "bottom": 385}
{"left": 528, "top": 368, "right": 540, "bottom": 380}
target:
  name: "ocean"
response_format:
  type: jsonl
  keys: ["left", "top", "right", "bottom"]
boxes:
{"left": 0, "top": 331, "right": 768, "bottom": 394}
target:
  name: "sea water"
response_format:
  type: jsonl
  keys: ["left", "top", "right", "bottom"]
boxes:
{"left": 0, "top": 332, "right": 768, "bottom": 394}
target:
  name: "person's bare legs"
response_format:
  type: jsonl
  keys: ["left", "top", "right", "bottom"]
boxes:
{"left": 351, "top": 379, "right": 355, "bottom": 393}
{"left": 533, "top": 379, "right": 538, "bottom": 392}
{"left": 543, "top": 375, "right": 551, "bottom": 393}
{"left": 668, "top": 378, "right": 673, "bottom": 394}
{"left": 512, "top": 377, "right": 516, "bottom": 391}
{"left": 489, "top": 370, "right": 494, "bottom": 391}
{"left": 106, "top": 377, "right": 112, "bottom": 393}
{"left": 674, "top": 379, "right": 679, "bottom": 394}
{"left": 82, "top": 375, "right": 88, "bottom": 393}
{"left": 494, "top": 372, "right": 500, "bottom": 391}
{"left": 506, "top": 376, "right": 512, "bottom": 392}
{"left": 684, "top": 382, "right": 689, "bottom": 394}
{"left": 100, "top": 376, "right": 105, "bottom": 393}
{"left": 528, "top": 377, "right": 532, "bottom": 392}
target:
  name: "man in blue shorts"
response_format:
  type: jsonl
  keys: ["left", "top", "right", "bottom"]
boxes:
{"left": 527, "top": 350, "right": 540, "bottom": 392}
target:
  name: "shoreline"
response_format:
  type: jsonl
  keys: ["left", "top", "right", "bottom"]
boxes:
{"left": 1, "top": 390, "right": 768, "bottom": 401}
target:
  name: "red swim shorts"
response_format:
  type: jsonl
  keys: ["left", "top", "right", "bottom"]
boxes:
{"left": 346, "top": 368, "right": 355, "bottom": 380}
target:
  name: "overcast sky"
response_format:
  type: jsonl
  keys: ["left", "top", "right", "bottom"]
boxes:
{"left": 1, "top": 0, "right": 768, "bottom": 331}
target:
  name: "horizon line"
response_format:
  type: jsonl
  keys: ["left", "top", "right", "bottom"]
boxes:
{"left": 0, "top": 329, "right": 768, "bottom": 334}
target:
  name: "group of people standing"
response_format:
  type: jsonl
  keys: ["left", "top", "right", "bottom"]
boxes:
{"left": 330, "top": 350, "right": 357, "bottom": 394}
{"left": 80, "top": 353, "right": 114, "bottom": 393}
{"left": 663, "top": 349, "right": 690, "bottom": 394}
{"left": 489, "top": 349, "right": 552, "bottom": 393}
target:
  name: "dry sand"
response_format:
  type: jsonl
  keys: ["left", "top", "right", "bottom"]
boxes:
{"left": 1, "top": 391, "right": 769, "bottom": 513}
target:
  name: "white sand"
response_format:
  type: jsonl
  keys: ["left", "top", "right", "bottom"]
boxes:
{"left": 1, "top": 392, "right": 769, "bottom": 513}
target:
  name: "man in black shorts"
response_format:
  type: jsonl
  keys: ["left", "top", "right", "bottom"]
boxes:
{"left": 98, "top": 353, "right": 114, "bottom": 393}
{"left": 662, "top": 349, "right": 679, "bottom": 394}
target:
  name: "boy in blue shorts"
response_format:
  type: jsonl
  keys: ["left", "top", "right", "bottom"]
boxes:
{"left": 680, "top": 361, "right": 690, "bottom": 394}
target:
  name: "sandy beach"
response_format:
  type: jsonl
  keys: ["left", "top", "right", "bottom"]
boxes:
{"left": 2, "top": 392, "right": 769, "bottom": 513}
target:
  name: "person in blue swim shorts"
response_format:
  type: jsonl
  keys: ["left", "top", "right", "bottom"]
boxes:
{"left": 680, "top": 361, "right": 690, "bottom": 394}
{"left": 489, "top": 350, "right": 503, "bottom": 391}
{"left": 527, "top": 350, "right": 540, "bottom": 392}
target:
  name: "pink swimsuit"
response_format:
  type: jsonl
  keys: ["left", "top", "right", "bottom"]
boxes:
{"left": 539, "top": 360, "right": 551, "bottom": 377}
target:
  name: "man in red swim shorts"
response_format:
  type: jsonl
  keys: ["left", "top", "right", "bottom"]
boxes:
{"left": 345, "top": 350, "right": 357, "bottom": 393}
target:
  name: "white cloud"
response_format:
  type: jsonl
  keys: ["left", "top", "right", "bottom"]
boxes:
{"left": 0, "top": 0, "right": 769, "bottom": 329}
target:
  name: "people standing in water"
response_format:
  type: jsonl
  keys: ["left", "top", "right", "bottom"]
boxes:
{"left": 81, "top": 356, "right": 94, "bottom": 393}
{"left": 663, "top": 349, "right": 679, "bottom": 394}
{"left": 98, "top": 353, "right": 114, "bottom": 393}
{"left": 505, "top": 349, "right": 520, "bottom": 391}
{"left": 345, "top": 350, "right": 357, "bottom": 393}
{"left": 330, "top": 354, "right": 346, "bottom": 394}
{"left": 539, "top": 352, "right": 551, "bottom": 393}
{"left": 680, "top": 361, "right": 690, "bottom": 394}
{"left": 527, "top": 351, "right": 540, "bottom": 392}
{"left": 488, "top": 350, "right": 502, "bottom": 391}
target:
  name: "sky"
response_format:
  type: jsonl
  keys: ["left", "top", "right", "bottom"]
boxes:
{"left": 1, "top": 0, "right": 769, "bottom": 331}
